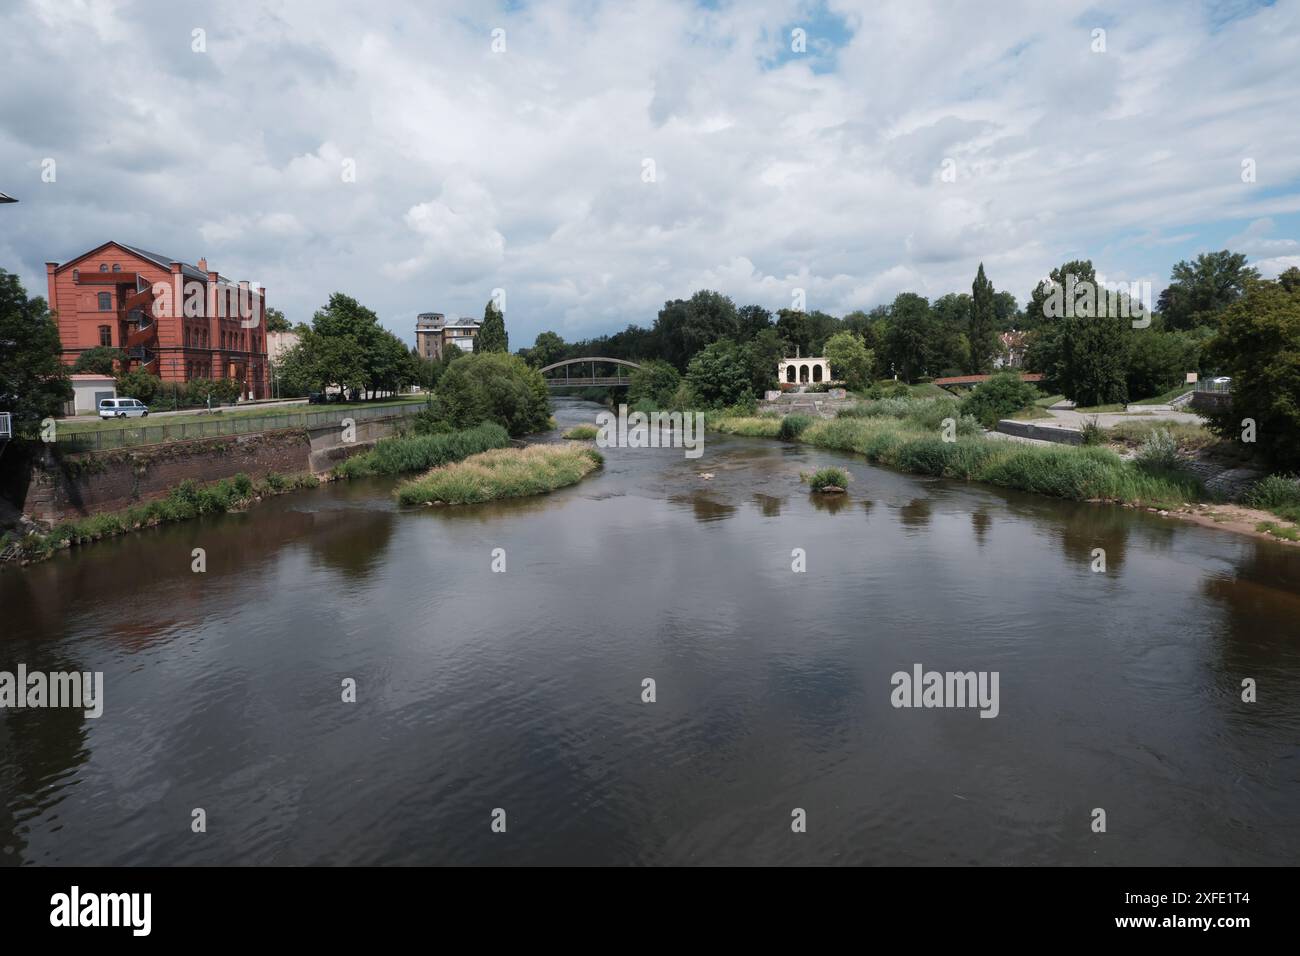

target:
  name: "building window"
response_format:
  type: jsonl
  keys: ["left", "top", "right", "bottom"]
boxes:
{"left": 97, "top": 292, "right": 112, "bottom": 311}
{"left": 99, "top": 263, "right": 108, "bottom": 272}
{"left": 112, "top": 263, "right": 121, "bottom": 272}
{"left": 72, "top": 269, "right": 79, "bottom": 282}
{"left": 99, "top": 325, "right": 111, "bottom": 346}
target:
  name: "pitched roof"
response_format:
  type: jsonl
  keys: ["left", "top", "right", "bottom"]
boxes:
{"left": 54, "top": 241, "right": 210, "bottom": 281}
{"left": 117, "top": 243, "right": 209, "bottom": 281}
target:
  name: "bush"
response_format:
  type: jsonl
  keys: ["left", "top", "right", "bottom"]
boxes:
{"left": 1245, "top": 474, "right": 1300, "bottom": 521}
{"left": 627, "top": 360, "right": 682, "bottom": 408}
{"left": 333, "top": 423, "right": 511, "bottom": 479}
{"left": 1080, "top": 416, "right": 1105, "bottom": 446}
{"left": 563, "top": 424, "right": 600, "bottom": 440}
{"left": 1135, "top": 429, "right": 1180, "bottom": 470}
{"left": 803, "top": 467, "right": 849, "bottom": 492}
{"left": 433, "top": 352, "right": 551, "bottom": 437}
{"left": 685, "top": 340, "right": 754, "bottom": 408}
{"left": 959, "top": 372, "right": 1042, "bottom": 426}
{"left": 777, "top": 414, "right": 813, "bottom": 440}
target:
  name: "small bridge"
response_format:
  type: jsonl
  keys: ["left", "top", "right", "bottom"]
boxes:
{"left": 539, "top": 357, "right": 641, "bottom": 389}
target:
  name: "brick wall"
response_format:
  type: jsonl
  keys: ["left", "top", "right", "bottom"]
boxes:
{"left": 24, "top": 429, "right": 313, "bottom": 524}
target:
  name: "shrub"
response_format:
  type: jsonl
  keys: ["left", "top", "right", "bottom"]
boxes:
{"left": 777, "top": 415, "right": 813, "bottom": 440}
{"left": 959, "top": 372, "right": 1042, "bottom": 427}
{"left": 563, "top": 424, "right": 599, "bottom": 440}
{"left": 1080, "top": 416, "right": 1105, "bottom": 446}
{"left": 333, "top": 423, "right": 511, "bottom": 479}
{"left": 627, "top": 360, "right": 682, "bottom": 408}
{"left": 433, "top": 352, "right": 551, "bottom": 436}
{"left": 803, "top": 467, "right": 850, "bottom": 492}
{"left": 1135, "top": 429, "right": 1180, "bottom": 470}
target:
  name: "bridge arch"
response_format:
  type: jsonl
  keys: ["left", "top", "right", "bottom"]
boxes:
{"left": 538, "top": 357, "right": 643, "bottom": 375}
{"left": 539, "top": 356, "right": 643, "bottom": 389}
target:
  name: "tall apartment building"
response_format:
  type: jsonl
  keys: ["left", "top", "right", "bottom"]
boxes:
{"left": 415, "top": 312, "right": 480, "bottom": 361}
{"left": 45, "top": 241, "right": 271, "bottom": 399}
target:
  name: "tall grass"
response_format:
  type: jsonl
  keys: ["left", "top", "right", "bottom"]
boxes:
{"left": 777, "top": 414, "right": 814, "bottom": 440}
{"left": 395, "top": 444, "right": 603, "bottom": 506}
{"left": 713, "top": 407, "right": 1204, "bottom": 507}
{"left": 1245, "top": 474, "right": 1300, "bottom": 523}
{"left": 332, "top": 423, "right": 510, "bottom": 478}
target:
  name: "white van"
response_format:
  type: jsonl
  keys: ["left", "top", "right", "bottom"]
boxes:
{"left": 99, "top": 398, "right": 150, "bottom": 419}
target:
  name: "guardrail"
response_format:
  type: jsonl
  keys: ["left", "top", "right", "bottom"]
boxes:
{"left": 56, "top": 401, "right": 426, "bottom": 452}
{"left": 1194, "top": 380, "right": 1231, "bottom": 394}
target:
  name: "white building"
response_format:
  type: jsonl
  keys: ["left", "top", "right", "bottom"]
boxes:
{"left": 66, "top": 373, "right": 116, "bottom": 414}
{"left": 777, "top": 356, "right": 832, "bottom": 386}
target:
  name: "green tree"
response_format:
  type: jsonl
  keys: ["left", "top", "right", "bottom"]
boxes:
{"left": 1158, "top": 250, "right": 1260, "bottom": 331}
{"left": 114, "top": 368, "right": 163, "bottom": 405}
{"left": 1057, "top": 308, "right": 1129, "bottom": 407}
{"left": 71, "top": 346, "right": 126, "bottom": 375}
{"left": 930, "top": 293, "right": 972, "bottom": 375}
{"left": 1205, "top": 276, "right": 1300, "bottom": 469}
{"left": 433, "top": 352, "right": 550, "bottom": 436}
{"left": 685, "top": 339, "right": 752, "bottom": 407}
{"left": 0, "top": 269, "right": 72, "bottom": 436}
{"left": 968, "top": 263, "right": 999, "bottom": 374}
{"left": 744, "top": 327, "right": 786, "bottom": 396}
{"left": 959, "top": 372, "right": 1041, "bottom": 426}
{"left": 883, "top": 293, "right": 933, "bottom": 381}
{"left": 737, "top": 304, "right": 773, "bottom": 340}
{"left": 263, "top": 307, "right": 291, "bottom": 332}
{"left": 1124, "top": 329, "right": 1199, "bottom": 399}
{"left": 775, "top": 308, "right": 811, "bottom": 357}
{"left": 1026, "top": 260, "right": 1097, "bottom": 331}
{"left": 653, "top": 290, "right": 739, "bottom": 369}
{"left": 527, "top": 331, "right": 565, "bottom": 368}
{"left": 627, "top": 359, "right": 682, "bottom": 407}
{"left": 478, "top": 300, "right": 508, "bottom": 353}
{"left": 823, "top": 330, "right": 874, "bottom": 390}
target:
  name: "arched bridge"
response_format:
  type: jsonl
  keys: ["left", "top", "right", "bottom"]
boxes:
{"left": 539, "top": 356, "right": 642, "bottom": 389}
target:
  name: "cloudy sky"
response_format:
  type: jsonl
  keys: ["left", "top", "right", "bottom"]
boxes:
{"left": 2, "top": 0, "right": 1298, "bottom": 348}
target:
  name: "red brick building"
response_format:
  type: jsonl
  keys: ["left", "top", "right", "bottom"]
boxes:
{"left": 45, "top": 241, "right": 271, "bottom": 399}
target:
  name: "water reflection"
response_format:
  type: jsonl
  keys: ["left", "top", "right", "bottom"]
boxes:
{"left": 668, "top": 492, "right": 737, "bottom": 523}
{"left": 897, "top": 498, "right": 932, "bottom": 528}
{"left": 752, "top": 493, "right": 784, "bottom": 518}
{"left": 809, "top": 492, "right": 851, "bottom": 514}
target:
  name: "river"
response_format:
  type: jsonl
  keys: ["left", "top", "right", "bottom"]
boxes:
{"left": 2, "top": 398, "right": 1298, "bottom": 865}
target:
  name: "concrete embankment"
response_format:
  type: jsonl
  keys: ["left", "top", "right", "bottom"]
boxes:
{"left": 994, "top": 419, "right": 1084, "bottom": 445}
{"left": 9, "top": 405, "right": 423, "bottom": 526}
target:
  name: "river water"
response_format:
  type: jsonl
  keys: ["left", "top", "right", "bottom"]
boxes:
{"left": 2, "top": 398, "right": 1298, "bottom": 865}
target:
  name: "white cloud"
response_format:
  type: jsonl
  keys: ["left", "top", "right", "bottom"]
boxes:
{"left": 1, "top": 0, "right": 1298, "bottom": 345}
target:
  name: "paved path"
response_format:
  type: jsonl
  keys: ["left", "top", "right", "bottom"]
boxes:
{"left": 1040, "top": 404, "right": 1204, "bottom": 429}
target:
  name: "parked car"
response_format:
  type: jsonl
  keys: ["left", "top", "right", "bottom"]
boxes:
{"left": 98, "top": 398, "right": 149, "bottom": 419}
{"left": 1212, "top": 376, "right": 1232, "bottom": 385}
{"left": 308, "top": 391, "right": 327, "bottom": 405}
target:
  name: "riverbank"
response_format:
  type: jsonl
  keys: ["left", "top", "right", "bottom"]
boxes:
{"left": 0, "top": 423, "right": 515, "bottom": 569}
{"left": 0, "top": 471, "right": 321, "bottom": 566}
{"left": 709, "top": 409, "right": 1300, "bottom": 546}
{"left": 395, "top": 444, "right": 603, "bottom": 506}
